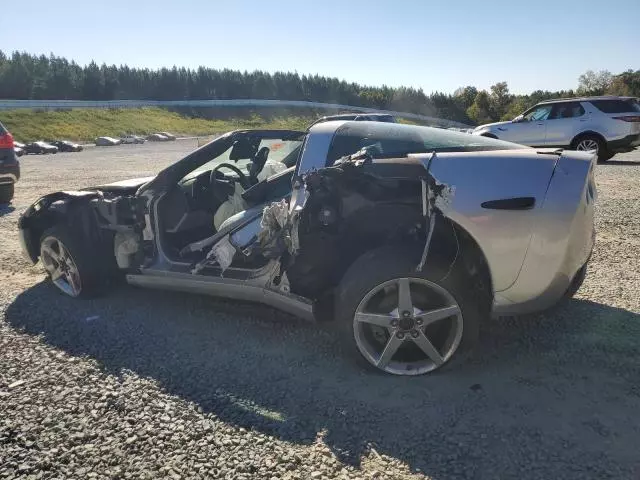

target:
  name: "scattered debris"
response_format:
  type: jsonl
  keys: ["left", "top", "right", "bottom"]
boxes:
{"left": 8, "top": 380, "right": 26, "bottom": 389}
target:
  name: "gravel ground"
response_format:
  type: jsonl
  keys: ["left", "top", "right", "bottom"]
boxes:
{"left": 1, "top": 141, "right": 640, "bottom": 479}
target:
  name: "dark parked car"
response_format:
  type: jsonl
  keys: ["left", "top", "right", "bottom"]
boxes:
{"left": 24, "top": 141, "right": 58, "bottom": 154}
{"left": 51, "top": 140, "right": 83, "bottom": 152}
{"left": 95, "top": 136, "right": 122, "bottom": 146}
{"left": 0, "top": 121, "right": 20, "bottom": 203}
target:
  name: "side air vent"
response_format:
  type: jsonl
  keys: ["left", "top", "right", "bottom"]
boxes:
{"left": 481, "top": 197, "right": 536, "bottom": 210}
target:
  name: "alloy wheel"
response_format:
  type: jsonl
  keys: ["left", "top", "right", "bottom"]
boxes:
{"left": 40, "top": 236, "right": 82, "bottom": 297}
{"left": 353, "top": 277, "right": 463, "bottom": 375}
{"left": 576, "top": 139, "right": 599, "bottom": 153}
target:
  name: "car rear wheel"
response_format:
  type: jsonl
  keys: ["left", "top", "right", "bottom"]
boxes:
{"left": 573, "top": 135, "right": 609, "bottom": 162}
{"left": 564, "top": 263, "right": 588, "bottom": 299}
{"left": 0, "top": 183, "right": 14, "bottom": 204}
{"left": 335, "top": 246, "right": 481, "bottom": 375}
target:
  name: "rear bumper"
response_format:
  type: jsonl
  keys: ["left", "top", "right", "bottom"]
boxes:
{"left": 608, "top": 133, "right": 640, "bottom": 153}
{"left": 0, "top": 162, "right": 20, "bottom": 185}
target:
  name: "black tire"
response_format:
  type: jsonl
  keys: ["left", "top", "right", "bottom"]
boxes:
{"left": 0, "top": 183, "right": 14, "bottom": 204}
{"left": 564, "top": 263, "right": 588, "bottom": 299}
{"left": 40, "top": 225, "right": 113, "bottom": 298}
{"left": 571, "top": 134, "right": 608, "bottom": 162}
{"left": 334, "top": 245, "right": 483, "bottom": 375}
{"left": 599, "top": 150, "right": 615, "bottom": 162}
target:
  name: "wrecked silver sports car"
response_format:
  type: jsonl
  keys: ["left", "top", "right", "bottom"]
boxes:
{"left": 18, "top": 121, "right": 597, "bottom": 375}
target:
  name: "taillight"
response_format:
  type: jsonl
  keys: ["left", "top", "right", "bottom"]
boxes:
{"left": 0, "top": 132, "right": 14, "bottom": 148}
{"left": 612, "top": 115, "right": 640, "bottom": 122}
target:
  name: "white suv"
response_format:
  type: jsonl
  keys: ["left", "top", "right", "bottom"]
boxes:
{"left": 472, "top": 96, "right": 640, "bottom": 161}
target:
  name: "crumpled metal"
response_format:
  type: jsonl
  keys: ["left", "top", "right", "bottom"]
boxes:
{"left": 192, "top": 235, "right": 236, "bottom": 275}
{"left": 257, "top": 198, "right": 300, "bottom": 259}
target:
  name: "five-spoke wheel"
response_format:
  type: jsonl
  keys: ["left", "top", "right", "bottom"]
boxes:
{"left": 336, "top": 246, "right": 481, "bottom": 376}
{"left": 41, "top": 236, "right": 82, "bottom": 297}
{"left": 353, "top": 277, "right": 464, "bottom": 375}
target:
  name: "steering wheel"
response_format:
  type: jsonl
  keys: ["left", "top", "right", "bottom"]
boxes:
{"left": 210, "top": 162, "right": 251, "bottom": 190}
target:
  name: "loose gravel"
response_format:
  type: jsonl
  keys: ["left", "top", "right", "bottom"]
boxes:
{"left": 1, "top": 142, "right": 640, "bottom": 479}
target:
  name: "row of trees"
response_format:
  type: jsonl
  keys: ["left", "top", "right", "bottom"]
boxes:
{"left": 1, "top": 51, "right": 638, "bottom": 125}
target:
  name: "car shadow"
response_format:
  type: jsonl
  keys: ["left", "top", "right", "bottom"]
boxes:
{"left": 5, "top": 282, "right": 640, "bottom": 478}
{"left": 602, "top": 159, "right": 640, "bottom": 166}
{"left": 0, "top": 203, "right": 15, "bottom": 216}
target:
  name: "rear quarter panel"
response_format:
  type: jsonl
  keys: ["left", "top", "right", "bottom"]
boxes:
{"left": 496, "top": 150, "right": 596, "bottom": 312}
{"left": 425, "top": 149, "right": 558, "bottom": 292}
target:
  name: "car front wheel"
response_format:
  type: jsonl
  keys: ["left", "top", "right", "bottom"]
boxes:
{"left": 40, "top": 226, "right": 111, "bottom": 298}
{"left": 335, "top": 246, "right": 481, "bottom": 375}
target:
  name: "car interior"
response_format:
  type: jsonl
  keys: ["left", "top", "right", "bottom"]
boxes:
{"left": 155, "top": 135, "right": 303, "bottom": 261}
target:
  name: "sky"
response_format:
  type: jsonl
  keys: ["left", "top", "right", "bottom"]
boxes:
{"left": 2, "top": 0, "right": 639, "bottom": 95}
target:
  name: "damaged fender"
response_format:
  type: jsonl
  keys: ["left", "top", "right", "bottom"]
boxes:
{"left": 250, "top": 152, "right": 457, "bottom": 297}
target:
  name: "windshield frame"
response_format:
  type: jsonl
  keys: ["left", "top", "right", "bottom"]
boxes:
{"left": 140, "top": 129, "right": 305, "bottom": 195}
{"left": 183, "top": 136, "right": 304, "bottom": 182}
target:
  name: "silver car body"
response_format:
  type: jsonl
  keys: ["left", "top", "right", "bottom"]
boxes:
{"left": 121, "top": 135, "right": 145, "bottom": 144}
{"left": 18, "top": 121, "right": 598, "bottom": 375}
{"left": 472, "top": 96, "right": 640, "bottom": 153}
{"left": 123, "top": 121, "right": 596, "bottom": 318}
{"left": 19, "top": 121, "right": 596, "bottom": 324}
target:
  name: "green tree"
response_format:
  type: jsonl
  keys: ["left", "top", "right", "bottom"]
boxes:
{"left": 577, "top": 70, "right": 612, "bottom": 95}
{"left": 453, "top": 86, "right": 478, "bottom": 110}
{"left": 607, "top": 70, "right": 640, "bottom": 97}
{"left": 466, "top": 91, "right": 494, "bottom": 124}
{"left": 82, "top": 61, "right": 104, "bottom": 99}
{"left": 489, "top": 82, "right": 512, "bottom": 120}
{"left": 501, "top": 97, "right": 531, "bottom": 121}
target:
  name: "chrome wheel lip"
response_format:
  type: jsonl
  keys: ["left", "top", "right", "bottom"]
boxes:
{"left": 40, "top": 236, "right": 82, "bottom": 297}
{"left": 576, "top": 139, "right": 599, "bottom": 153}
{"left": 353, "top": 277, "right": 463, "bottom": 376}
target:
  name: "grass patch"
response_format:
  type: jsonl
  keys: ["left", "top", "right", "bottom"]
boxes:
{"left": 1, "top": 107, "right": 316, "bottom": 142}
